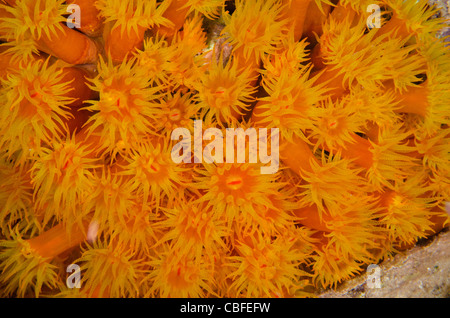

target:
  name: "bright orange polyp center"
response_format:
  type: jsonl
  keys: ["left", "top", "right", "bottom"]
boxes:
{"left": 136, "top": 152, "right": 172, "bottom": 187}
{"left": 169, "top": 108, "right": 181, "bottom": 121}
{"left": 149, "top": 162, "right": 160, "bottom": 173}
{"left": 30, "top": 91, "right": 41, "bottom": 99}
{"left": 215, "top": 87, "right": 226, "bottom": 95}
{"left": 100, "top": 78, "right": 144, "bottom": 123}
{"left": 226, "top": 175, "right": 244, "bottom": 190}
{"left": 50, "top": 145, "right": 85, "bottom": 185}
{"left": 205, "top": 77, "right": 237, "bottom": 111}
{"left": 62, "top": 158, "right": 72, "bottom": 170}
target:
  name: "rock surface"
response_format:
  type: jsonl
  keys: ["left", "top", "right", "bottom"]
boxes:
{"left": 318, "top": 229, "right": 450, "bottom": 298}
{"left": 430, "top": 0, "right": 450, "bottom": 40}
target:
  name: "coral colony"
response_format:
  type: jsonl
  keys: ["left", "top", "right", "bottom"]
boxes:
{"left": 0, "top": 0, "right": 449, "bottom": 298}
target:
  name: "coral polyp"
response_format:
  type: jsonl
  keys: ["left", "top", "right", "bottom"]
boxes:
{"left": 0, "top": 232, "right": 61, "bottom": 297}
{"left": 196, "top": 56, "right": 258, "bottom": 125}
{"left": 195, "top": 162, "right": 284, "bottom": 231}
{"left": 156, "top": 199, "right": 229, "bottom": 260}
{"left": 95, "top": 0, "right": 171, "bottom": 36}
{"left": 377, "top": 172, "right": 439, "bottom": 249}
{"left": 145, "top": 243, "right": 216, "bottom": 298}
{"left": 134, "top": 36, "right": 174, "bottom": 87}
{"left": 0, "top": 0, "right": 66, "bottom": 59}
{"left": 225, "top": 233, "right": 311, "bottom": 297}
{"left": 222, "top": 0, "right": 288, "bottom": 64}
{"left": 120, "top": 139, "right": 191, "bottom": 208}
{"left": 83, "top": 56, "right": 165, "bottom": 156}
{"left": 31, "top": 137, "right": 96, "bottom": 219}
{"left": 184, "top": 0, "right": 226, "bottom": 20}
{"left": 253, "top": 63, "right": 329, "bottom": 141}
{"left": 157, "top": 91, "right": 199, "bottom": 135}
{"left": 0, "top": 58, "right": 73, "bottom": 165}
{"left": 0, "top": 159, "right": 34, "bottom": 236}
{"left": 73, "top": 241, "right": 146, "bottom": 298}
{"left": 0, "top": 0, "right": 449, "bottom": 299}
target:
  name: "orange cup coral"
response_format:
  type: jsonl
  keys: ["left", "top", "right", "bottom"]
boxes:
{"left": 0, "top": 0, "right": 449, "bottom": 298}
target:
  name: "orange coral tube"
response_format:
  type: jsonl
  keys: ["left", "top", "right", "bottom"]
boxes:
{"left": 310, "top": 133, "right": 374, "bottom": 169}
{"left": 74, "top": 125, "right": 103, "bottom": 158}
{"left": 328, "top": 2, "right": 357, "bottom": 22}
{"left": 58, "top": 66, "right": 96, "bottom": 134}
{"left": 336, "top": 134, "right": 373, "bottom": 169}
{"left": 363, "top": 121, "right": 380, "bottom": 143}
{"left": 302, "top": 1, "right": 330, "bottom": 40}
{"left": 104, "top": 22, "right": 147, "bottom": 63}
{"left": 282, "top": 0, "right": 312, "bottom": 42}
{"left": 374, "top": 15, "right": 410, "bottom": 40}
{"left": 27, "top": 222, "right": 86, "bottom": 259}
{"left": 37, "top": 24, "right": 98, "bottom": 65}
{"left": 280, "top": 135, "right": 319, "bottom": 175}
{"left": 60, "top": 66, "right": 97, "bottom": 108}
{"left": 311, "top": 67, "right": 348, "bottom": 98}
{"left": 392, "top": 85, "right": 429, "bottom": 117}
{"left": 156, "top": 0, "right": 190, "bottom": 38}
{"left": 66, "top": 0, "right": 103, "bottom": 37}
{"left": 293, "top": 205, "right": 330, "bottom": 232}
{"left": 65, "top": 107, "right": 91, "bottom": 135}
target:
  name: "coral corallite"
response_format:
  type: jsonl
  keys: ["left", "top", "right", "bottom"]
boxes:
{"left": 0, "top": 0, "right": 449, "bottom": 298}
